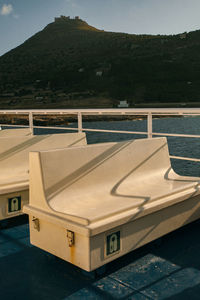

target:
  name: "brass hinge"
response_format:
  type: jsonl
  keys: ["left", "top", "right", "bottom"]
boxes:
{"left": 32, "top": 217, "right": 40, "bottom": 232}
{"left": 67, "top": 230, "right": 75, "bottom": 247}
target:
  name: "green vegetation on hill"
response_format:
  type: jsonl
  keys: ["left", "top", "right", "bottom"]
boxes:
{"left": 0, "top": 16, "right": 200, "bottom": 108}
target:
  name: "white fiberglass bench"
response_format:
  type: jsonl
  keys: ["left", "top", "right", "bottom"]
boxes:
{"left": 0, "top": 132, "right": 87, "bottom": 220}
{"left": 24, "top": 137, "right": 200, "bottom": 271}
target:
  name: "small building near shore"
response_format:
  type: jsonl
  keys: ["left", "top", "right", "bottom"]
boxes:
{"left": 118, "top": 100, "right": 129, "bottom": 108}
{"left": 96, "top": 70, "right": 103, "bottom": 77}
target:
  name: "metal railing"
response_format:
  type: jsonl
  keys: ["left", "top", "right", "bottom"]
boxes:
{"left": 1, "top": 108, "right": 200, "bottom": 162}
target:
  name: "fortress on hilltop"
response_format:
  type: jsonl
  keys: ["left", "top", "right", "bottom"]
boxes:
{"left": 54, "top": 15, "right": 80, "bottom": 22}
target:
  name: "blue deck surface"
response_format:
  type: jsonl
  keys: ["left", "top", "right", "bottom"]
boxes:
{"left": 1, "top": 217, "right": 200, "bottom": 300}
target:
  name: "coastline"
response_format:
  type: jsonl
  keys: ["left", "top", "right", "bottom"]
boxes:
{"left": 0, "top": 114, "right": 183, "bottom": 127}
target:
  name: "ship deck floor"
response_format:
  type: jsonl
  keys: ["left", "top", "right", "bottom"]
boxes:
{"left": 1, "top": 216, "right": 200, "bottom": 300}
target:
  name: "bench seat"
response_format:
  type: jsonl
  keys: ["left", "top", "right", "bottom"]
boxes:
{"left": 0, "top": 132, "right": 87, "bottom": 220}
{"left": 24, "top": 137, "right": 200, "bottom": 271}
{"left": 49, "top": 175, "right": 199, "bottom": 223}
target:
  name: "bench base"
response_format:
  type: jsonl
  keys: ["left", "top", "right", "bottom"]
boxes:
{"left": 28, "top": 194, "right": 200, "bottom": 271}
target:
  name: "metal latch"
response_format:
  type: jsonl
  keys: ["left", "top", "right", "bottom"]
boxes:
{"left": 32, "top": 217, "right": 40, "bottom": 232}
{"left": 67, "top": 230, "right": 75, "bottom": 247}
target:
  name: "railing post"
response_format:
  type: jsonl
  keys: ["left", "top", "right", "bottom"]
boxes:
{"left": 78, "top": 112, "right": 82, "bottom": 133}
{"left": 147, "top": 112, "right": 152, "bottom": 138}
{"left": 29, "top": 112, "right": 34, "bottom": 135}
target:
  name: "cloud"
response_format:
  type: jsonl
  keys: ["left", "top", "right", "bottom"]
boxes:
{"left": 1, "top": 4, "right": 13, "bottom": 16}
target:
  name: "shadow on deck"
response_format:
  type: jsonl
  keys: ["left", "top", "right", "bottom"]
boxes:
{"left": 1, "top": 216, "right": 200, "bottom": 300}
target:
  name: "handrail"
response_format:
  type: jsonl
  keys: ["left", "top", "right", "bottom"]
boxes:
{"left": 0, "top": 108, "right": 200, "bottom": 162}
{"left": 1, "top": 108, "right": 200, "bottom": 113}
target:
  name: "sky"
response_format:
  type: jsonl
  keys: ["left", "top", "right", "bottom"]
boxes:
{"left": 1, "top": 0, "right": 200, "bottom": 56}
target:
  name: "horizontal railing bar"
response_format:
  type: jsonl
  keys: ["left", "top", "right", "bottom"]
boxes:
{"left": 170, "top": 155, "right": 200, "bottom": 162}
{"left": 1, "top": 108, "right": 200, "bottom": 114}
{"left": 32, "top": 126, "right": 200, "bottom": 138}
{"left": 82, "top": 128, "right": 147, "bottom": 135}
{"left": 0, "top": 112, "right": 193, "bottom": 116}
{"left": 153, "top": 132, "right": 200, "bottom": 138}
{"left": 2, "top": 124, "right": 200, "bottom": 138}
{"left": 0, "top": 124, "right": 29, "bottom": 128}
{"left": 0, "top": 124, "right": 147, "bottom": 135}
{"left": 32, "top": 125, "right": 78, "bottom": 131}
{"left": 151, "top": 114, "right": 200, "bottom": 116}
{"left": 1, "top": 124, "right": 200, "bottom": 139}
{"left": 0, "top": 124, "right": 78, "bottom": 131}
{"left": 182, "top": 114, "right": 200, "bottom": 116}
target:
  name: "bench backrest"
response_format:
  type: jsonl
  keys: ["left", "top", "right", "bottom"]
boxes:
{"left": 32, "top": 137, "right": 170, "bottom": 204}
{"left": 0, "top": 128, "right": 31, "bottom": 136}
{"left": 0, "top": 132, "right": 87, "bottom": 179}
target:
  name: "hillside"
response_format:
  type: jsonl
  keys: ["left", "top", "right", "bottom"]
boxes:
{"left": 0, "top": 16, "right": 200, "bottom": 108}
